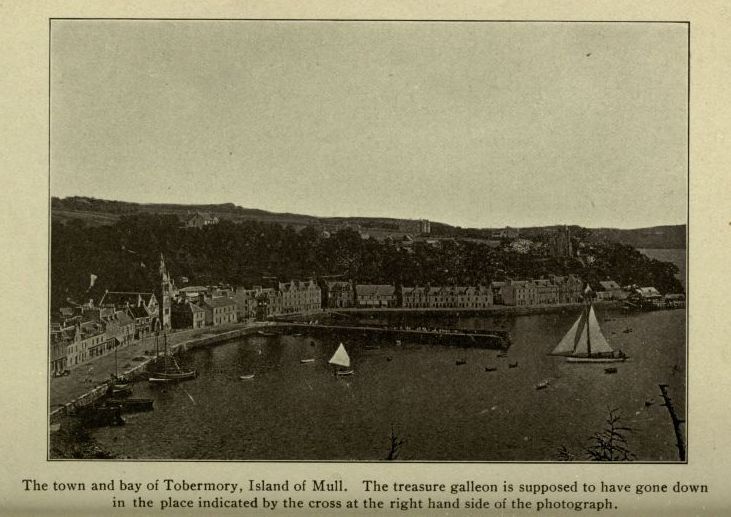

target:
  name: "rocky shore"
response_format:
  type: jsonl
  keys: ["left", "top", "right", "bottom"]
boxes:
{"left": 49, "top": 417, "right": 117, "bottom": 459}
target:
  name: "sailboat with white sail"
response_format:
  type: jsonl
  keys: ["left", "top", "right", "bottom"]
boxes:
{"left": 329, "top": 343, "right": 354, "bottom": 376}
{"left": 550, "top": 303, "right": 627, "bottom": 363}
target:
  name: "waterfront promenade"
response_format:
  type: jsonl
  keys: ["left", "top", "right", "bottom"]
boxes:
{"left": 49, "top": 321, "right": 269, "bottom": 411}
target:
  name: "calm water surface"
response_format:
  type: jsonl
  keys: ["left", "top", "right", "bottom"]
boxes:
{"left": 93, "top": 309, "right": 686, "bottom": 461}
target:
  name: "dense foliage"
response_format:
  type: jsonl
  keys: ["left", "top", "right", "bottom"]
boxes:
{"left": 51, "top": 214, "right": 683, "bottom": 310}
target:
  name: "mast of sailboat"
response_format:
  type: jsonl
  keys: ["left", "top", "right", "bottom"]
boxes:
{"left": 583, "top": 284, "right": 593, "bottom": 358}
{"left": 586, "top": 300, "right": 592, "bottom": 358}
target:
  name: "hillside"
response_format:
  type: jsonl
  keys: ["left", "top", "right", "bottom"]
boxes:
{"left": 51, "top": 196, "right": 686, "bottom": 249}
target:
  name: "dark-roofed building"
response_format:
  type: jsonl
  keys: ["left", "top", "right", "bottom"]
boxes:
{"left": 490, "top": 281, "right": 507, "bottom": 305}
{"left": 101, "top": 309, "right": 136, "bottom": 347}
{"left": 201, "top": 297, "right": 237, "bottom": 326}
{"left": 629, "top": 287, "right": 664, "bottom": 309}
{"left": 324, "top": 281, "right": 355, "bottom": 308}
{"left": 664, "top": 293, "right": 685, "bottom": 309}
{"left": 533, "top": 279, "right": 560, "bottom": 305}
{"left": 171, "top": 300, "right": 206, "bottom": 329}
{"left": 549, "top": 275, "right": 584, "bottom": 304}
{"left": 597, "top": 280, "right": 627, "bottom": 301}
{"left": 126, "top": 305, "right": 153, "bottom": 338}
{"left": 100, "top": 291, "right": 159, "bottom": 334}
{"left": 178, "top": 285, "right": 209, "bottom": 300}
{"left": 185, "top": 211, "right": 220, "bottom": 229}
{"left": 355, "top": 284, "right": 396, "bottom": 308}
{"left": 50, "top": 326, "right": 75, "bottom": 375}
{"left": 502, "top": 280, "right": 538, "bottom": 306}
{"left": 278, "top": 280, "right": 321, "bottom": 314}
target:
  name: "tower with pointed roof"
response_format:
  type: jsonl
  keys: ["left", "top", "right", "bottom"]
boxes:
{"left": 158, "top": 254, "right": 173, "bottom": 330}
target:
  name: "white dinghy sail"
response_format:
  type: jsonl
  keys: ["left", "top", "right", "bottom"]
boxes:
{"left": 329, "top": 343, "right": 354, "bottom": 375}
{"left": 328, "top": 343, "right": 351, "bottom": 368}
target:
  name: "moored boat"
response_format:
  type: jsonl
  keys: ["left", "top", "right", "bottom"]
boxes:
{"left": 105, "top": 398, "right": 154, "bottom": 413}
{"left": 239, "top": 374, "right": 255, "bottom": 380}
{"left": 107, "top": 383, "right": 132, "bottom": 398}
{"left": 148, "top": 333, "right": 197, "bottom": 384}
{"left": 76, "top": 404, "right": 125, "bottom": 427}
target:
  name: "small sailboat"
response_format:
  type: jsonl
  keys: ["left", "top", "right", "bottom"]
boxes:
{"left": 329, "top": 343, "right": 354, "bottom": 376}
{"left": 508, "top": 361, "right": 519, "bottom": 369}
{"left": 550, "top": 302, "right": 627, "bottom": 363}
{"left": 484, "top": 366, "right": 498, "bottom": 372}
{"left": 536, "top": 380, "right": 550, "bottom": 390}
{"left": 300, "top": 358, "right": 316, "bottom": 364}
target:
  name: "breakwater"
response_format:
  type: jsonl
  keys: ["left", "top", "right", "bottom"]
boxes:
{"left": 281, "top": 323, "right": 510, "bottom": 350}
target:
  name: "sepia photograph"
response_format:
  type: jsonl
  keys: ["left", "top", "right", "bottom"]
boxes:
{"left": 48, "top": 19, "right": 688, "bottom": 462}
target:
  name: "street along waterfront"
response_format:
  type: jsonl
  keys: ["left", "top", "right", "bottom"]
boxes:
{"left": 91, "top": 307, "right": 685, "bottom": 461}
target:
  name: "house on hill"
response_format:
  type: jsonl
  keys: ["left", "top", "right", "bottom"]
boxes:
{"left": 184, "top": 211, "right": 220, "bottom": 229}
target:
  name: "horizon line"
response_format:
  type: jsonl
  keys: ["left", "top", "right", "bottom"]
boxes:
{"left": 50, "top": 193, "right": 687, "bottom": 232}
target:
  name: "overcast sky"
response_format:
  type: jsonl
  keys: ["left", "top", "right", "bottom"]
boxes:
{"left": 51, "top": 21, "right": 687, "bottom": 229}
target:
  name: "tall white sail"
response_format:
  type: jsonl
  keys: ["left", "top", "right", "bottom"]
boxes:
{"left": 328, "top": 343, "right": 351, "bottom": 368}
{"left": 551, "top": 312, "right": 584, "bottom": 356}
{"left": 586, "top": 306, "right": 614, "bottom": 354}
{"left": 570, "top": 306, "right": 613, "bottom": 356}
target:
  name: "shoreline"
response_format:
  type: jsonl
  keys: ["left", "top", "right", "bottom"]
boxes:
{"left": 48, "top": 301, "right": 644, "bottom": 421}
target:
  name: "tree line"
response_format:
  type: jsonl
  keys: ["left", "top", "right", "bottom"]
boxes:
{"left": 51, "top": 214, "right": 683, "bottom": 310}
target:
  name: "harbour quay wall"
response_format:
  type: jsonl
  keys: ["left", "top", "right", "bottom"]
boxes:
{"left": 49, "top": 323, "right": 277, "bottom": 423}
{"left": 280, "top": 323, "right": 510, "bottom": 350}
{"left": 316, "top": 301, "right": 620, "bottom": 319}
